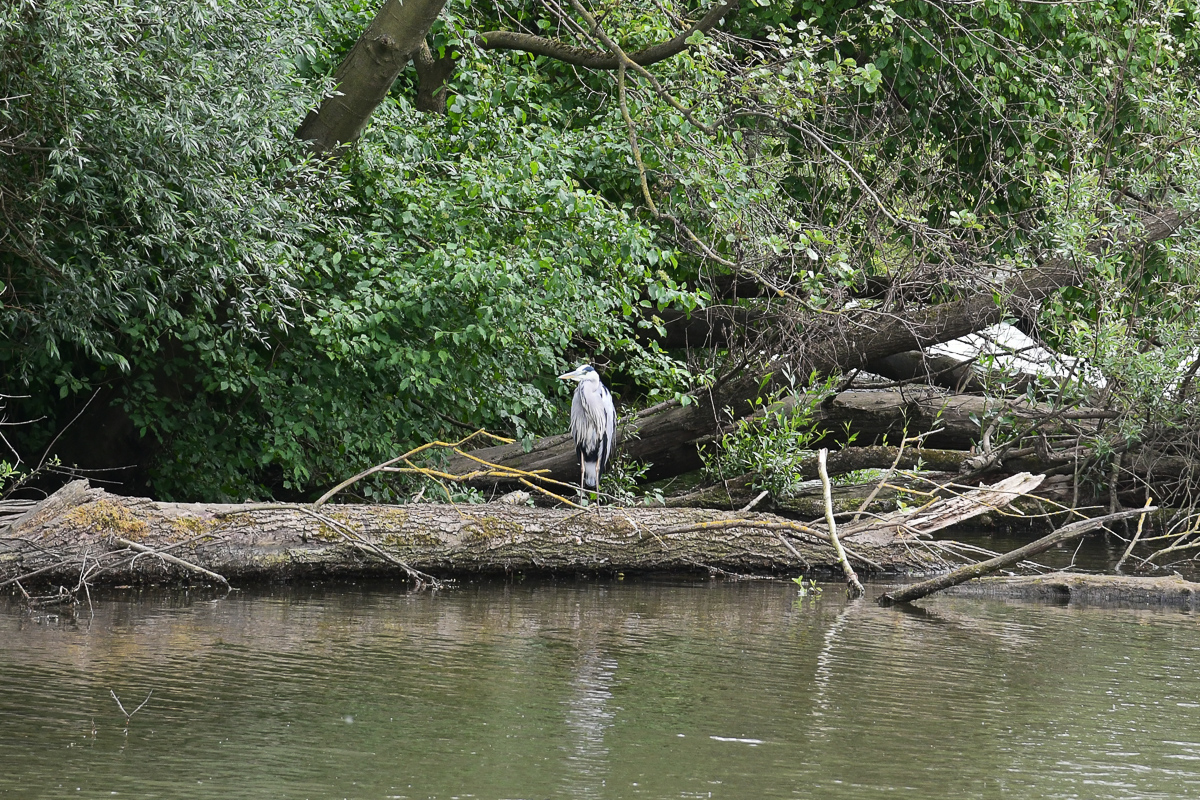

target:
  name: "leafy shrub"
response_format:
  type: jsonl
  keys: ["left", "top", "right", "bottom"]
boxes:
{"left": 703, "top": 374, "right": 838, "bottom": 498}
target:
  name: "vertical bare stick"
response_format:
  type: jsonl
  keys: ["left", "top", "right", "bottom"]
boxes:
{"left": 818, "top": 448, "right": 864, "bottom": 598}
{"left": 1114, "top": 495, "right": 1153, "bottom": 573}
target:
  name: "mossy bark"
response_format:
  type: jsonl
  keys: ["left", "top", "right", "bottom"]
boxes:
{"left": 1, "top": 482, "right": 936, "bottom": 589}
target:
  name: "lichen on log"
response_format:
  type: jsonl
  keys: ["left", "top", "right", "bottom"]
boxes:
{"left": 1, "top": 471, "right": 1054, "bottom": 591}
{"left": 1, "top": 481, "right": 941, "bottom": 588}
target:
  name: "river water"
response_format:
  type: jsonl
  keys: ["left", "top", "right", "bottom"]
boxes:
{"left": 2, "top": 578, "right": 1199, "bottom": 800}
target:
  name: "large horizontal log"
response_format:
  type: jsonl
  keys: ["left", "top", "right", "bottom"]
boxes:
{"left": 444, "top": 388, "right": 997, "bottom": 484}
{"left": 1, "top": 482, "right": 939, "bottom": 589}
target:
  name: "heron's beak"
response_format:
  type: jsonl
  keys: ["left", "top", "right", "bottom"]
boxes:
{"left": 559, "top": 365, "right": 588, "bottom": 381}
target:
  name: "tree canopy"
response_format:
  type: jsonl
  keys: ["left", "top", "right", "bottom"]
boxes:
{"left": 2, "top": 0, "right": 1198, "bottom": 504}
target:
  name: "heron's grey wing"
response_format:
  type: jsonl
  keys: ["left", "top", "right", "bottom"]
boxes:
{"left": 581, "top": 381, "right": 608, "bottom": 435}
{"left": 569, "top": 389, "right": 589, "bottom": 454}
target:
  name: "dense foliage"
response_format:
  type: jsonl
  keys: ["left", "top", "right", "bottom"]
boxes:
{"left": 3, "top": 0, "right": 1199, "bottom": 501}
{"left": 1, "top": 0, "right": 698, "bottom": 499}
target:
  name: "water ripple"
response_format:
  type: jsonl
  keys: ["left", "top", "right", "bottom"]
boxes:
{"left": 2, "top": 583, "right": 1200, "bottom": 799}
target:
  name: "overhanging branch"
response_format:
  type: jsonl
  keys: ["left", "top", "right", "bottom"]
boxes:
{"left": 803, "top": 207, "right": 1196, "bottom": 375}
{"left": 476, "top": 0, "right": 739, "bottom": 69}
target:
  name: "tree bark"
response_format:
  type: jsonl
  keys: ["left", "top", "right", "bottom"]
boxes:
{"left": 296, "top": 0, "right": 449, "bottom": 153}
{"left": 1, "top": 483, "right": 941, "bottom": 589}
{"left": 665, "top": 471, "right": 950, "bottom": 514}
{"left": 868, "top": 350, "right": 986, "bottom": 393}
{"left": 414, "top": 40, "right": 455, "bottom": 114}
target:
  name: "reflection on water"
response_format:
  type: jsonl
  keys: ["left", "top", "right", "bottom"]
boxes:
{"left": 1, "top": 579, "right": 1199, "bottom": 799}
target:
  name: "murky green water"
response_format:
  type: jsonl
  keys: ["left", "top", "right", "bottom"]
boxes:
{"left": 2, "top": 578, "right": 1200, "bottom": 799}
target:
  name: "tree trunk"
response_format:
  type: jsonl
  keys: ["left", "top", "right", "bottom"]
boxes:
{"left": 1, "top": 482, "right": 940, "bottom": 589}
{"left": 802, "top": 208, "right": 1192, "bottom": 375}
{"left": 296, "top": 0, "right": 449, "bottom": 153}
{"left": 414, "top": 40, "right": 455, "bottom": 114}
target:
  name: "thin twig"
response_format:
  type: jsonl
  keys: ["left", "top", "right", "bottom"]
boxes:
{"left": 37, "top": 387, "right": 102, "bottom": 471}
{"left": 113, "top": 537, "right": 230, "bottom": 587}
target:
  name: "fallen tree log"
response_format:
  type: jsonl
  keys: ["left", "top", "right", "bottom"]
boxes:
{"left": 1, "top": 474, "right": 1047, "bottom": 589}
{"left": 878, "top": 506, "right": 1157, "bottom": 606}
{"left": 942, "top": 570, "right": 1200, "bottom": 609}
{"left": 444, "top": 388, "right": 1088, "bottom": 484}
{"left": 0, "top": 481, "right": 926, "bottom": 588}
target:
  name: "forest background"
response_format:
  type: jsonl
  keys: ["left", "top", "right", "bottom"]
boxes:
{"left": 2, "top": 0, "right": 1198, "bottom": 511}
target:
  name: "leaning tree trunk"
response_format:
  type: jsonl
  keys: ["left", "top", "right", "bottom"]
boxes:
{"left": 441, "top": 388, "right": 1092, "bottom": 484}
{"left": 296, "top": 0, "right": 449, "bottom": 153}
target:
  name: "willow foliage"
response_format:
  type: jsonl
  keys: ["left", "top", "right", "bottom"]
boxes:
{"left": 1, "top": 0, "right": 695, "bottom": 499}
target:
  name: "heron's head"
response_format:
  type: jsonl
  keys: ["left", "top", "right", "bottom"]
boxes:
{"left": 558, "top": 364, "right": 596, "bottom": 383}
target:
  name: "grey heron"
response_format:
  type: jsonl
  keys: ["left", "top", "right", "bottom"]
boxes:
{"left": 558, "top": 364, "right": 616, "bottom": 496}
